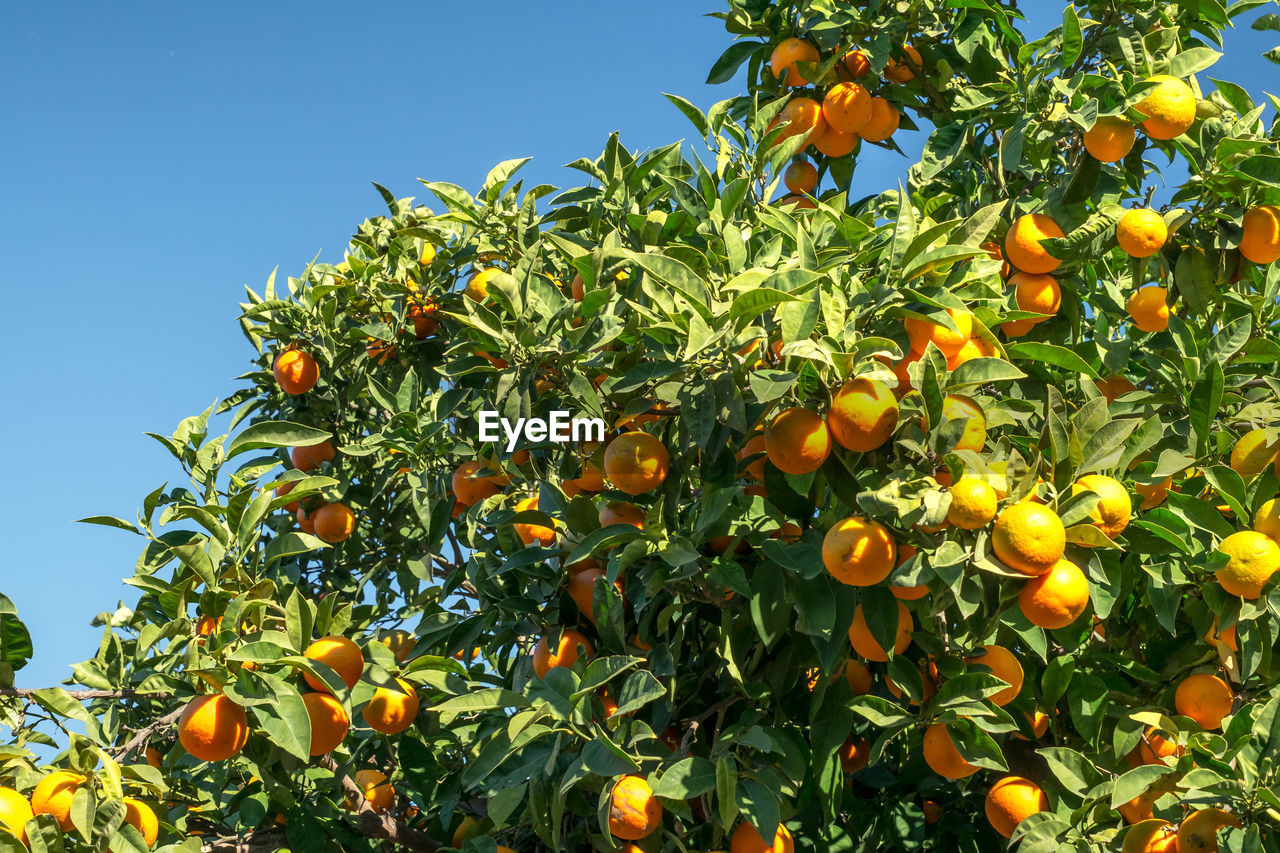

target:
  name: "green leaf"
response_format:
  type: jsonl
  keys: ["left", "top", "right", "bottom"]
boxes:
{"left": 948, "top": 357, "right": 1026, "bottom": 387}
{"left": 707, "top": 41, "right": 761, "bottom": 84}
{"left": 1189, "top": 359, "right": 1224, "bottom": 456}
{"left": 1005, "top": 343, "right": 1101, "bottom": 379}
{"left": 1174, "top": 248, "right": 1218, "bottom": 314}
{"left": 1166, "top": 47, "right": 1222, "bottom": 77}
{"left": 1110, "top": 764, "right": 1177, "bottom": 808}
{"left": 614, "top": 670, "right": 665, "bottom": 716}
{"left": 652, "top": 756, "right": 718, "bottom": 799}
{"left": 226, "top": 421, "right": 332, "bottom": 459}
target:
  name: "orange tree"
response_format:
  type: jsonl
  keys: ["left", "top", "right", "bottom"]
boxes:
{"left": 3, "top": 0, "right": 1280, "bottom": 851}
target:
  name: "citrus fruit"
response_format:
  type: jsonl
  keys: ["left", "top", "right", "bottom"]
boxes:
{"left": 1003, "top": 271, "right": 1061, "bottom": 335}
{"left": 984, "top": 775, "right": 1049, "bottom": 838}
{"left": 1117, "top": 208, "right": 1168, "bottom": 258}
{"left": 1174, "top": 672, "right": 1232, "bottom": 730}
{"left": 993, "top": 502, "right": 1066, "bottom": 575}
{"left": 770, "top": 38, "right": 820, "bottom": 87}
{"left": 1083, "top": 115, "right": 1137, "bottom": 162}
{"left": 848, "top": 600, "right": 912, "bottom": 662}
{"left": 304, "top": 636, "right": 365, "bottom": 692}
{"left": 362, "top": 678, "right": 419, "bottom": 734}
{"left": 1254, "top": 497, "right": 1280, "bottom": 541}
{"left": 860, "top": 98, "right": 901, "bottom": 142}
{"left": 345, "top": 769, "right": 394, "bottom": 814}
{"left": 947, "top": 477, "right": 998, "bottom": 530}
{"left": 274, "top": 349, "right": 318, "bottom": 395}
{"left": 312, "top": 502, "right": 355, "bottom": 544}
{"left": 600, "top": 502, "right": 646, "bottom": 530}
{"left": 452, "top": 460, "right": 508, "bottom": 507}
{"left": 922, "top": 723, "right": 979, "bottom": 779}
{"left": 731, "top": 819, "right": 794, "bottom": 853}
{"left": 532, "top": 629, "right": 593, "bottom": 678}
{"left": 177, "top": 695, "right": 249, "bottom": 762}
{"left": 784, "top": 161, "right": 818, "bottom": 194}
{"left": 1005, "top": 213, "right": 1065, "bottom": 275}
{"left": 1176, "top": 808, "right": 1241, "bottom": 853}
{"left": 291, "top": 439, "right": 335, "bottom": 472}
{"left": 965, "top": 645, "right": 1023, "bottom": 706}
{"left": 821, "top": 517, "right": 896, "bottom": 586}
{"left": 1072, "top": 474, "right": 1132, "bottom": 539}
{"left": 885, "top": 44, "right": 922, "bottom": 83}
{"left": 1135, "top": 75, "right": 1196, "bottom": 140}
{"left": 822, "top": 82, "right": 872, "bottom": 133}
{"left": 1240, "top": 205, "right": 1280, "bottom": 264}
{"left": 1231, "top": 429, "right": 1280, "bottom": 478}
{"left": 1122, "top": 819, "right": 1178, "bottom": 853}
{"left": 764, "top": 407, "right": 831, "bottom": 475}
{"left": 303, "top": 691, "right": 350, "bottom": 755}
{"left": 608, "top": 775, "right": 662, "bottom": 840}
{"left": 603, "top": 431, "right": 670, "bottom": 494}
{"left": 464, "top": 267, "right": 500, "bottom": 302}
{"left": 1215, "top": 530, "right": 1280, "bottom": 599}
{"left": 929, "top": 394, "right": 987, "bottom": 453}
{"left": 0, "top": 787, "right": 31, "bottom": 843}
{"left": 513, "top": 494, "right": 558, "bottom": 546}
{"left": 905, "top": 308, "right": 973, "bottom": 357}
{"left": 1019, "top": 558, "right": 1090, "bottom": 629}
{"left": 31, "top": 771, "right": 84, "bottom": 831}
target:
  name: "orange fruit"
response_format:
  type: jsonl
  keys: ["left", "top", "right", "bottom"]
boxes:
{"left": 362, "top": 678, "right": 420, "bottom": 735}
{"left": 780, "top": 194, "right": 818, "bottom": 209}
{"left": 1240, "top": 205, "right": 1280, "bottom": 264}
{"left": 0, "top": 787, "right": 32, "bottom": 843}
{"left": 513, "top": 494, "right": 558, "bottom": 546}
{"left": 1174, "top": 672, "right": 1232, "bottom": 730}
{"left": 291, "top": 439, "right": 335, "bottom": 472}
{"left": 842, "top": 49, "right": 871, "bottom": 78}
{"left": 984, "top": 776, "right": 1049, "bottom": 838}
{"left": 122, "top": 797, "right": 159, "bottom": 846}
{"left": 947, "top": 477, "right": 998, "bottom": 530}
{"left": 1072, "top": 474, "right": 1132, "bottom": 540}
{"left": 312, "top": 502, "right": 355, "bottom": 544}
{"left": 1122, "top": 820, "right": 1179, "bottom": 853}
{"left": 1019, "top": 558, "right": 1090, "bottom": 629}
{"left": 993, "top": 502, "right": 1065, "bottom": 576}
{"left": 827, "top": 377, "right": 899, "bottom": 452}
{"left": 297, "top": 505, "right": 316, "bottom": 534}
{"left": 377, "top": 629, "right": 415, "bottom": 663}
{"left": 1005, "top": 213, "right": 1065, "bottom": 275}
{"left": 564, "top": 459, "right": 605, "bottom": 495}
{"left": 922, "top": 800, "right": 941, "bottom": 824}
{"left": 773, "top": 97, "right": 825, "bottom": 145}
{"left": 839, "top": 736, "right": 871, "bottom": 773}
{"left": 844, "top": 660, "right": 873, "bottom": 695}
{"left": 1207, "top": 620, "right": 1238, "bottom": 652}
{"left": 1083, "top": 115, "right": 1137, "bottom": 162}
{"left": 1016, "top": 709, "right": 1051, "bottom": 740}
{"left": 1135, "top": 75, "right": 1196, "bottom": 140}
{"left": 345, "top": 769, "right": 394, "bottom": 814}
{"left": 764, "top": 407, "right": 831, "bottom": 475}
{"left": 809, "top": 123, "right": 858, "bottom": 158}
{"left": 600, "top": 502, "right": 646, "bottom": 530}
{"left": 770, "top": 38, "right": 820, "bottom": 87}
{"left": 945, "top": 335, "right": 996, "bottom": 369}
{"left": 274, "top": 349, "right": 318, "bottom": 395}
{"left": 303, "top": 636, "right": 365, "bottom": 692}
{"left": 603, "top": 431, "right": 670, "bottom": 494}
{"left": 303, "top": 691, "right": 350, "bottom": 755}
{"left": 532, "top": 629, "right": 593, "bottom": 678}
{"left": 731, "top": 820, "right": 794, "bottom": 853}
{"left": 1128, "top": 286, "right": 1170, "bottom": 333}
{"left": 1231, "top": 429, "right": 1280, "bottom": 478}
{"left": 177, "top": 695, "right": 249, "bottom": 762}
{"left": 608, "top": 775, "right": 662, "bottom": 840}
{"left": 145, "top": 747, "right": 162, "bottom": 768}
{"left": 452, "top": 460, "right": 508, "bottom": 507}
{"left": 859, "top": 97, "right": 901, "bottom": 142}
{"left": 885, "top": 660, "right": 938, "bottom": 705}
{"left": 848, "top": 600, "right": 912, "bottom": 662}
{"left": 905, "top": 308, "right": 973, "bottom": 357}
{"left": 1216, "top": 530, "right": 1280, "bottom": 599}
{"left": 927, "top": 394, "right": 987, "bottom": 453}
{"left": 783, "top": 161, "right": 818, "bottom": 194}
{"left": 1003, "top": 271, "right": 1062, "bottom": 336}
{"left": 464, "top": 267, "right": 500, "bottom": 302}
{"left": 1176, "top": 808, "right": 1241, "bottom": 852}
{"left": 1135, "top": 728, "right": 1185, "bottom": 766}
{"left": 885, "top": 44, "right": 922, "bottom": 83}
{"left": 1255, "top": 496, "right": 1280, "bottom": 540}
{"left": 822, "top": 82, "right": 872, "bottom": 133}
{"left": 965, "top": 645, "right": 1023, "bottom": 706}
{"left": 1117, "top": 208, "right": 1168, "bottom": 258}
{"left": 31, "top": 771, "right": 85, "bottom": 831}
{"left": 1098, "top": 375, "right": 1137, "bottom": 403}
{"left": 821, "top": 517, "right": 896, "bottom": 586}
{"left": 922, "top": 723, "right": 978, "bottom": 779}
{"left": 1135, "top": 477, "right": 1172, "bottom": 510}
{"left": 275, "top": 479, "right": 300, "bottom": 513}
{"left": 889, "top": 349, "right": 922, "bottom": 394}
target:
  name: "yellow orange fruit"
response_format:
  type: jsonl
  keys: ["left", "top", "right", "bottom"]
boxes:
{"left": 1117, "top": 208, "right": 1168, "bottom": 258}
{"left": 1175, "top": 672, "right": 1232, "bottom": 730}
{"left": 922, "top": 723, "right": 979, "bottom": 779}
{"left": 810, "top": 123, "right": 858, "bottom": 158}
{"left": 1083, "top": 115, "right": 1137, "bottom": 162}
{"left": 770, "top": 38, "right": 820, "bottom": 87}
{"left": 177, "top": 695, "right": 250, "bottom": 762}
{"left": 122, "top": 797, "right": 159, "bottom": 845}
{"left": 1019, "top": 558, "right": 1090, "bottom": 629}
{"left": 1176, "top": 808, "right": 1241, "bottom": 853}
{"left": 304, "top": 636, "right": 365, "bottom": 692}
{"left": 993, "top": 502, "right": 1065, "bottom": 576}
{"left": 1215, "top": 530, "right": 1280, "bottom": 599}
{"left": 345, "top": 769, "right": 394, "bottom": 814}
{"left": 1240, "top": 205, "right": 1280, "bottom": 264}
{"left": 885, "top": 44, "right": 922, "bottom": 83}
{"left": 464, "top": 267, "right": 500, "bottom": 302}
{"left": 984, "top": 776, "right": 1049, "bottom": 838}
{"left": 608, "top": 775, "right": 662, "bottom": 840}
{"left": 965, "top": 645, "right": 1023, "bottom": 706}
{"left": 1072, "top": 474, "right": 1132, "bottom": 540}
{"left": 603, "top": 431, "right": 670, "bottom": 494}
{"left": 783, "top": 161, "right": 818, "bottom": 194}
{"left": 1005, "top": 213, "right": 1065, "bottom": 275}
{"left": 377, "top": 629, "right": 415, "bottom": 664}
{"left": 274, "top": 349, "right": 319, "bottom": 395}
{"left": 31, "top": 771, "right": 84, "bottom": 831}
{"left": 0, "top": 786, "right": 32, "bottom": 843}
{"left": 947, "top": 477, "right": 998, "bottom": 530}
{"left": 821, "top": 517, "right": 896, "bottom": 586}
{"left": 362, "top": 678, "right": 420, "bottom": 735}
{"left": 1135, "top": 75, "right": 1197, "bottom": 140}
{"left": 532, "top": 629, "right": 593, "bottom": 678}
{"left": 859, "top": 97, "right": 901, "bottom": 142}
{"left": 1003, "top": 271, "right": 1061, "bottom": 336}
{"left": 513, "top": 494, "right": 558, "bottom": 546}
{"left": 1231, "top": 429, "right": 1280, "bottom": 479}
{"left": 764, "top": 407, "right": 831, "bottom": 475}
{"left": 731, "top": 820, "right": 794, "bottom": 853}
{"left": 905, "top": 309, "right": 973, "bottom": 358}
{"left": 1122, "top": 820, "right": 1179, "bottom": 853}
{"left": 303, "top": 691, "right": 350, "bottom": 755}
{"left": 822, "top": 82, "right": 872, "bottom": 133}
{"left": 848, "top": 601, "right": 912, "bottom": 662}
{"left": 452, "top": 460, "right": 508, "bottom": 507}
{"left": 1255, "top": 497, "right": 1280, "bottom": 540}
{"left": 312, "top": 502, "right": 355, "bottom": 544}
{"left": 827, "top": 378, "right": 899, "bottom": 453}
{"left": 929, "top": 394, "right": 987, "bottom": 453}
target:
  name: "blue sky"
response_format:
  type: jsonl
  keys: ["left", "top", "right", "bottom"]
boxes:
{"left": 0, "top": 4, "right": 1276, "bottom": 701}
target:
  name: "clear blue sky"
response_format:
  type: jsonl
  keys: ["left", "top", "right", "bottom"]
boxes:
{"left": 0, "top": 4, "right": 1274, "bottom": 698}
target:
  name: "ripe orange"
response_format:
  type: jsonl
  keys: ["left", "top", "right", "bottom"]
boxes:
{"left": 377, "top": 629, "right": 415, "bottom": 663}
{"left": 274, "top": 349, "right": 319, "bottom": 395}
{"left": 783, "top": 161, "right": 818, "bottom": 194}
{"left": 603, "top": 431, "right": 670, "bottom": 494}
{"left": 304, "top": 635, "right": 365, "bottom": 692}
{"left": 885, "top": 660, "right": 938, "bottom": 705}
{"left": 1176, "top": 808, "right": 1241, "bottom": 852}
{"left": 859, "top": 98, "right": 901, "bottom": 142}
{"left": 922, "top": 723, "right": 978, "bottom": 779}
{"left": 1135, "top": 728, "right": 1185, "bottom": 766}
{"left": 1231, "top": 428, "right": 1280, "bottom": 478}
{"left": 275, "top": 479, "right": 300, "bottom": 513}
{"left": 297, "top": 506, "right": 316, "bottom": 534}
{"left": 1175, "top": 672, "right": 1232, "bottom": 730}
{"left": 1005, "top": 213, "right": 1065, "bottom": 275}
{"left": 809, "top": 123, "right": 858, "bottom": 158}
{"left": 731, "top": 820, "right": 794, "bottom": 853}
{"left": 993, "top": 502, "right": 1065, "bottom": 576}
{"left": 821, "top": 517, "right": 896, "bottom": 586}
{"left": 532, "top": 629, "right": 593, "bottom": 678}
{"left": 312, "top": 502, "right": 355, "bottom": 544}
{"left": 827, "top": 377, "right": 899, "bottom": 452}
{"left": 770, "top": 38, "right": 820, "bottom": 87}
{"left": 1255, "top": 496, "right": 1280, "bottom": 540}
{"left": 1135, "top": 75, "right": 1196, "bottom": 140}
{"left": 1016, "top": 709, "right": 1050, "bottom": 740}
{"left": 1135, "top": 476, "right": 1172, "bottom": 510}
{"left": 822, "top": 82, "right": 872, "bottom": 133}
{"left": 513, "top": 494, "right": 558, "bottom": 546}
{"left": 291, "top": 439, "right": 335, "bottom": 472}
{"left": 842, "top": 49, "right": 870, "bottom": 78}
{"left": 1117, "top": 209, "right": 1168, "bottom": 258}
{"left": 946, "top": 335, "right": 997, "bottom": 369}
{"left": 965, "top": 645, "right": 1023, "bottom": 706}
{"left": 1207, "top": 620, "right": 1238, "bottom": 652}
{"left": 0, "top": 787, "right": 32, "bottom": 843}
{"left": 303, "top": 691, "right": 350, "bottom": 755}
{"left": 31, "top": 771, "right": 84, "bottom": 831}
{"left": 1002, "top": 271, "right": 1061, "bottom": 337}
{"left": 1216, "top": 530, "right": 1280, "bottom": 599}
{"left": 1122, "top": 820, "right": 1179, "bottom": 853}
{"left": 345, "top": 769, "right": 394, "bottom": 814}
{"left": 452, "top": 460, "right": 508, "bottom": 507}
{"left": 927, "top": 394, "right": 987, "bottom": 453}
{"left": 1072, "top": 474, "right": 1133, "bottom": 540}
{"left": 905, "top": 308, "right": 973, "bottom": 357}
{"left": 885, "top": 44, "right": 922, "bottom": 83}
{"left": 922, "top": 800, "right": 941, "bottom": 824}
{"left": 1083, "top": 115, "right": 1137, "bottom": 162}
{"left": 177, "top": 695, "right": 249, "bottom": 762}
{"left": 362, "top": 678, "right": 420, "bottom": 735}
{"left": 773, "top": 97, "right": 824, "bottom": 145}
{"left": 839, "top": 736, "right": 871, "bottom": 773}
{"left": 464, "top": 267, "right": 500, "bottom": 302}
{"left": 764, "top": 407, "right": 831, "bottom": 475}
{"left": 1019, "top": 558, "right": 1090, "bottom": 629}
{"left": 1128, "top": 286, "right": 1170, "bottom": 333}
{"left": 564, "top": 459, "right": 605, "bottom": 496}
{"left": 889, "top": 349, "right": 922, "bottom": 394}
{"left": 848, "top": 600, "right": 912, "bottom": 662}
{"left": 1240, "top": 205, "right": 1280, "bottom": 264}
{"left": 844, "top": 660, "right": 873, "bottom": 694}
{"left": 947, "top": 477, "right": 998, "bottom": 530}
{"left": 122, "top": 797, "right": 159, "bottom": 846}
{"left": 600, "top": 502, "right": 646, "bottom": 530}
{"left": 608, "top": 775, "right": 662, "bottom": 840}
{"left": 984, "top": 776, "right": 1049, "bottom": 838}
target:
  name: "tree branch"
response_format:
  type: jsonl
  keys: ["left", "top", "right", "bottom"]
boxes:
{"left": 112, "top": 705, "right": 185, "bottom": 761}
{"left": 0, "top": 688, "right": 174, "bottom": 700}
{"left": 320, "top": 756, "right": 443, "bottom": 852}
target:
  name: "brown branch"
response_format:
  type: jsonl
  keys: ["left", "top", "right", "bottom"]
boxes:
{"left": 320, "top": 756, "right": 443, "bottom": 852}
{"left": 202, "top": 829, "right": 288, "bottom": 853}
{"left": 0, "top": 688, "right": 174, "bottom": 700}
{"left": 112, "top": 705, "right": 185, "bottom": 761}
